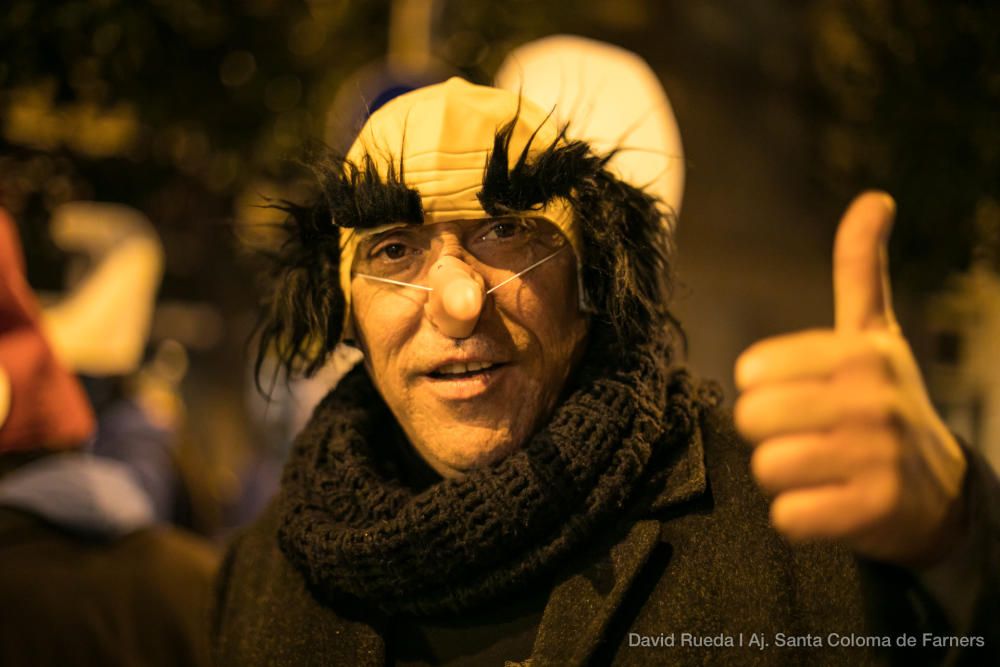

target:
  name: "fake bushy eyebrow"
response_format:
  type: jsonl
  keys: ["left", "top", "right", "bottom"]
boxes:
{"left": 477, "top": 113, "right": 611, "bottom": 216}
{"left": 309, "top": 149, "right": 424, "bottom": 231}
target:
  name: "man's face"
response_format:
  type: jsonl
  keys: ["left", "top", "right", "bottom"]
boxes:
{"left": 350, "top": 218, "right": 589, "bottom": 477}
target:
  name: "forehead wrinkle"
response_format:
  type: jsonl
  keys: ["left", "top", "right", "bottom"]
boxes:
{"left": 403, "top": 166, "right": 487, "bottom": 176}
{"left": 403, "top": 174, "right": 484, "bottom": 190}
{"left": 414, "top": 182, "right": 483, "bottom": 197}
{"left": 401, "top": 153, "right": 490, "bottom": 171}
{"left": 399, "top": 148, "right": 492, "bottom": 160}
{"left": 422, "top": 207, "right": 489, "bottom": 219}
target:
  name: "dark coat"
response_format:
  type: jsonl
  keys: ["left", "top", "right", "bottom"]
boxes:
{"left": 0, "top": 509, "right": 219, "bottom": 667}
{"left": 212, "top": 407, "right": 998, "bottom": 666}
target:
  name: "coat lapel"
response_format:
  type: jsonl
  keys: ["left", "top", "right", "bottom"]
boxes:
{"left": 530, "top": 424, "right": 708, "bottom": 666}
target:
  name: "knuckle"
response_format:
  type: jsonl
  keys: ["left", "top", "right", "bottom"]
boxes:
{"left": 733, "top": 398, "right": 752, "bottom": 433}
{"left": 879, "top": 434, "right": 905, "bottom": 468}
{"left": 769, "top": 497, "right": 794, "bottom": 534}
{"left": 861, "top": 389, "right": 901, "bottom": 425}
{"left": 741, "top": 340, "right": 768, "bottom": 364}
{"left": 838, "top": 336, "right": 897, "bottom": 383}
{"left": 770, "top": 496, "right": 811, "bottom": 541}
{"left": 869, "top": 350, "right": 895, "bottom": 382}
{"left": 867, "top": 472, "right": 903, "bottom": 518}
{"left": 734, "top": 395, "right": 764, "bottom": 439}
{"left": 883, "top": 472, "right": 904, "bottom": 510}
{"left": 854, "top": 343, "right": 887, "bottom": 372}
{"left": 751, "top": 447, "right": 779, "bottom": 490}
{"left": 871, "top": 329, "right": 902, "bottom": 353}
{"left": 884, "top": 394, "right": 908, "bottom": 428}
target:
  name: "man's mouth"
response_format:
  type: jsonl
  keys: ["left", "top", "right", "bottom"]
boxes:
{"left": 428, "top": 361, "right": 506, "bottom": 380}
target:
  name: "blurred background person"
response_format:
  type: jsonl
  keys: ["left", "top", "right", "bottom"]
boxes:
{"left": 0, "top": 207, "right": 217, "bottom": 667}
{"left": 40, "top": 200, "right": 187, "bottom": 524}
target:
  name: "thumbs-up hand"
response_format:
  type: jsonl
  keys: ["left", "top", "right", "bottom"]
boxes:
{"left": 734, "top": 192, "right": 967, "bottom": 566}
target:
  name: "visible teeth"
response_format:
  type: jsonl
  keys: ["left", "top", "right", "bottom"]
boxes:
{"left": 436, "top": 361, "right": 495, "bottom": 375}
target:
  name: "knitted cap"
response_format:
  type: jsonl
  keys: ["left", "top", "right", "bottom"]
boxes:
{"left": 338, "top": 77, "right": 580, "bottom": 338}
{"left": 0, "top": 208, "right": 95, "bottom": 452}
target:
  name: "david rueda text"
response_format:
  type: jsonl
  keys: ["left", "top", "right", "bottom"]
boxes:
{"left": 628, "top": 633, "right": 766, "bottom": 649}
{"left": 629, "top": 632, "right": 986, "bottom": 650}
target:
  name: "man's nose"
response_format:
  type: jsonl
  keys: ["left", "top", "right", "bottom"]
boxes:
{"left": 424, "top": 255, "right": 486, "bottom": 339}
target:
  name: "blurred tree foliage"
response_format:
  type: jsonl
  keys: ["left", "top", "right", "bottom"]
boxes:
{"left": 1, "top": 0, "right": 996, "bottom": 304}
{"left": 0, "top": 0, "right": 390, "bottom": 299}
{"left": 808, "top": 0, "right": 1000, "bottom": 293}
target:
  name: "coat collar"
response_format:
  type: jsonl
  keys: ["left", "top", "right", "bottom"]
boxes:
{"left": 530, "top": 420, "right": 708, "bottom": 666}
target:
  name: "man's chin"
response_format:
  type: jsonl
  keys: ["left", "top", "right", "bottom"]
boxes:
{"left": 414, "top": 434, "right": 522, "bottom": 478}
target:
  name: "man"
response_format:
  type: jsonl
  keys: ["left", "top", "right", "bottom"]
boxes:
{"left": 214, "top": 78, "right": 998, "bottom": 665}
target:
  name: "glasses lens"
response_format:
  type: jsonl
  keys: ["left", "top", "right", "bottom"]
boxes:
{"left": 353, "top": 217, "right": 567, "bottom": 285}
{"left": 353, "top": 225, "right": 431, "bottom": 284}
{"left": 463, "top": 216, "right": 566, "bottom": 271}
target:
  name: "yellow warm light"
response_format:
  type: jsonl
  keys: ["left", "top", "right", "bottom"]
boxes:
{"left": 68, "top": 102, "right": 139, "bottom": 158}
{"left": 2, "top": 84, "right": 139, "bottom": 158}
{"left": 3, "top": 84, "right": 63, "bottom": 150}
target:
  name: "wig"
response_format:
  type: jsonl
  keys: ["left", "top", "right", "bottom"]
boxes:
{"left": 253, "top": 152, "right": 422, "bottom": 390}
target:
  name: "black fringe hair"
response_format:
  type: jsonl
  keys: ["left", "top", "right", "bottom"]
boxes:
{"left": 479, "top": 116, "right": 682, "bottom": 352}
{"left": 253, "top": 148, "right": 422, "bottom": 394}
{"left": 255, "top": 115, "right": 682, "bottom": 393}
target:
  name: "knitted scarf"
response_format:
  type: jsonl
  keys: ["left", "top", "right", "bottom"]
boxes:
{"left": 278, "top": 327, "right": 707, "bottom": 617}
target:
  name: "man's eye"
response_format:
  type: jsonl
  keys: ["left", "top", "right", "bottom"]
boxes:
{"left": 484, "top": 220, "right": 525, "bottom": 241}
{"left": 374, "top": 242, "right": 410, "bottom": 260}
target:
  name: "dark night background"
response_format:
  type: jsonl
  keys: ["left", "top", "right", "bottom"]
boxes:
{"left": 2, "top": 0, "right": 998, "bottom": 533}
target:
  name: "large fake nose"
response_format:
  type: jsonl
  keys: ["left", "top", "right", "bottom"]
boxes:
{"left": 424, "top": 256, "right": 486, "bottom": 339}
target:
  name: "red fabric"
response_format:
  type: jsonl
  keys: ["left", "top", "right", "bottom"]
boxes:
{"left": 0, "top": 207, "right": 95, "bottom": 452}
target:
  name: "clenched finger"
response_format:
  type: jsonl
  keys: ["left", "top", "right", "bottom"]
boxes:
{"left": 770, "top": 477, "right": 894, "bottom": 542}
{"left": 735, "top": 381, "right": 901, "bottom": 443}
{"left": 735, "top": 329, "right": 889, "bottom": 390}
{"left": 751, "top": 430, "right": 897, "bottom": 495}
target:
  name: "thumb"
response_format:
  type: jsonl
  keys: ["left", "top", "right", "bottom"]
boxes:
{"left": 834, "top": 191, "right": 898, "bottom": 332}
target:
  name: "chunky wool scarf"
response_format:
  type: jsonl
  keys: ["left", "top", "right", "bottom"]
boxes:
{"left": 278, "top": 327, "right": 708, "bottom": 616}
